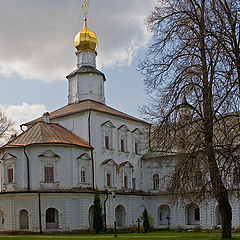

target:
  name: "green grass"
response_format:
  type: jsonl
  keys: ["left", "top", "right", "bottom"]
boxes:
{"left": 0, "top": 232, "right": 238, "bottom": 240}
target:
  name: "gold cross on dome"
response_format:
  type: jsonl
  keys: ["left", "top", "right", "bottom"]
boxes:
{"left": 81, "top": 0, "right": 90, "bottom": 26}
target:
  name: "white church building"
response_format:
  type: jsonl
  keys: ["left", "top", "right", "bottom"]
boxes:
{"left": 0, "top": 7, "right": 238, "bottom": 233}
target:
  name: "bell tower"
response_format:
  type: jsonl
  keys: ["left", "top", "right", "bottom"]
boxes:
{"left": 67, "top": 0, "right": 106, "bottom": 104}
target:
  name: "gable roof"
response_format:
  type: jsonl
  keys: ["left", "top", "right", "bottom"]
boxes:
{"left": 118, "top": 161, "right": 134, "bottom": 168}
{"left": 101, "top": 159, "right": 117, "bottom": 166}
{"left": 4, "top": 121, "right": 92, "bottom": 149}
{"left": 1, "top": 153, "right": 17, "bottom": 160}
{"left": 23, "top": 100, "right": 149, "bottom": 126}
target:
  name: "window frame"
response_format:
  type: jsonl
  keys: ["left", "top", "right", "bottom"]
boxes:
{"left": 120, "top": 138, "right": 125, "bottom": 152}
{"left": 124, "top": 174, "right": 128, "bottom": 189}
{"left": 153, "top": 174, "right": 160, "bottom": 190}
{"left": 105, "top": 135, "right": 110, "bottom": 149}
{"left": 80, "top": 169, "right": 86, "bottom": 183}
{"left": 7, "top": 167, "right": 14, "bottom": 183}
{"left": 44, "top": 164, "right": 54, "bottom": 183}
{"left": 101, "top": 121, "right": 115, "bottom": 151}
{"left": 39, "top": 150, "right": 60, "bottom": 187}
{"left": 106, "top": 172, "right": 112, "bottom": 188}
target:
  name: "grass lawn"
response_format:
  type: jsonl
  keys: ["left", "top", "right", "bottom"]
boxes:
{"left": 0, "top": 232, "right": 239, "bottom": 240}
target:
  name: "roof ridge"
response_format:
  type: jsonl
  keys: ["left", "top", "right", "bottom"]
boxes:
{"left": 23, "top": 99, "right": 149, "bottom": 126}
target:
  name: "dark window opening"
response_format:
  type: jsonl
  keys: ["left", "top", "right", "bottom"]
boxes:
{"left": 7, "top": 168, "right": 13, "bottom": 183}
{"left": 105, "top": 135, "right": 109, "bottom": 149}
{"left": 120, "top": 139, "right": 125, "bottom": 152}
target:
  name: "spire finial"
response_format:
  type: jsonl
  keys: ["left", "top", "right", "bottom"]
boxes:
{"left": 81, "top": 0, "right": 90, "bottom": 27}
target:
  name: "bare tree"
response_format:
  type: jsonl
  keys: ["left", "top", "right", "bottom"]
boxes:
{"left": 0, "top": 109, "right": 13, "bottom": 146}
{"left": 139, "top": 0, "right": 240, "bottom": 238}
{"left": 211, "top": 0, "right": 240, "bottom": 92}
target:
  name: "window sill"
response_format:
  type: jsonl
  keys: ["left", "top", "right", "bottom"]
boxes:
{"left": 40, "top": 181, "right": 60, "bottom": 188}
{"left": 2, "top": 182, "right": 17, "bottom": 191}
{"left": 102, "top": 147, "right": 114, "bottom": 153}
{"left": 118, "top": 150, "right": 130, "bottom": 154}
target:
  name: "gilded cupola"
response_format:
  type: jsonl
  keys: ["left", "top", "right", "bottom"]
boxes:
{"left": 74, "top": 16, "right": 97, "bottom": 52}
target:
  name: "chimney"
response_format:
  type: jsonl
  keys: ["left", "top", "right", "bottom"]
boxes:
{"left": 42, "top": 112, "right": 50, "bottom": 123}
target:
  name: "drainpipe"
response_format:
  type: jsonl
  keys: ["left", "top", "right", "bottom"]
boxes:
{"left": 23, "top": 146, "right": 30, "bottom": 191}
{"left": 103, "top": 190, "right": 109, "bottom": 232}
{"left": 88, "top": 110, "right": 95, "bottom": 190}
{"left": 38, "top": 192, "right": 42, "bottom": 234}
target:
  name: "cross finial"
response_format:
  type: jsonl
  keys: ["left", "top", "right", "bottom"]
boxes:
{"left": 81, "top": 0, "right": 90, "bottom": 27}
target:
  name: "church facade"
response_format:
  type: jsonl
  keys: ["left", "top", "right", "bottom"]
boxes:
{"left": 0, "top": 10, "right": 239, "bottom": 233}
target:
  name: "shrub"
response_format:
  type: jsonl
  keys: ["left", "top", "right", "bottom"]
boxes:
{"left": 93, "top": 188, "right": 103, "bottom": 234}
{"left": 142, "top": 208, "right": 150, "bottom": 233}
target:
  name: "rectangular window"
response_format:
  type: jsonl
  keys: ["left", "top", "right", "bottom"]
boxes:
{"left": 124, "top": 175, "right": 128, "bottom": 189}
{"left": 105, "top": 135, "right": 109, "bottom": 149}
{"left": 81, "top": 170, "right": 86, "bottom": 183}
{"left": 7, "top": 168, "right": 13, "bottom": 183}
{"left": 194, "top": 208, "right": 200, "bottom": 221}
{"left": 132, "top": 178, "right": 136, "bottom": 191}
{"left": 106, "top": 173, "right": 111, "bottom": 187}
{"left": 153, "top": 174, "right": 159, "bottom": 190}
{"left": 135, "top": 142, "right": 138, "bottom": 154}
{"left": 120, "top": 139, "right": 125, "bottom": 152}
{"left": 44, "top": 165, "right": 54, "bottom": 182}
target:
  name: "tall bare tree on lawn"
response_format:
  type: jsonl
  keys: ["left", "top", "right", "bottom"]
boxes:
{"left": 139, "top": 0, "right": 240, "bottom": 238}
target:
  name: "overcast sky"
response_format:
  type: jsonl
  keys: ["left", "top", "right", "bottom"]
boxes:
{"left": 0, "top": 0, "right": 156, "bottom": 131}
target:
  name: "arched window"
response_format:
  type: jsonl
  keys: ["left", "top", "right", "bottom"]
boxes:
{"left": 158, "top": 205, "right": 171, "bottom": 226}
{"left": 115, "top": 205, "right": 126, "bottom": 227}
{"left": 46, "top": 208, "right": 59, "bottom": 229}
{"left": 186, "top": 204, "right": 200, "bottom": 225}
{"left": 19, "top": 209, "right": 29, "bottom": 229}
{"left": 0, "top": 211, "right": 5, "bottom": 230}
{"left": 153, "top": 174, "right": 159, "bottom": 190}
{"left": 88, "top": 205, "right": 94, "bottom": 227}
{"left": 44, "top": 165, "right": 54, "bottom": 182}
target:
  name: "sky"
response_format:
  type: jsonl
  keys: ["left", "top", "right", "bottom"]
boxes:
{"left": 0, "top": 0, "right": 156, "bottom": 132}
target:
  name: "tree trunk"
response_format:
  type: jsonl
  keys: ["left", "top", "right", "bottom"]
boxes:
{"left": 199, "top": 1, "right": 232, "bottom": 237}
{"left": 207, "top": 150, "right": 232, "bottom": 239}
{"left": 219, "top": 198, "right": 232, "bottom": 239}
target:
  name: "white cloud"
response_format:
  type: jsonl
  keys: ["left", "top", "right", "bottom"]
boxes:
{"left": 0, "top": 0, "right": 154, "bottom": 82}
{"left": 0, "top": 103, "right": 47, "bottom": 132}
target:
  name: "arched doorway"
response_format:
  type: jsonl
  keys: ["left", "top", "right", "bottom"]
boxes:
{"left": 0, "top": 211, "right": 4, "bottom": 230}
{"left": 158, "top": 205, "right": 171, "bottom": 225}
{"left": 19, "top": 209, "right": 29, "bottom": 229}
{"left": 186, "top": 204, "right": 200, "bottom": 225}
{"left": 46, "top": 208, "right": 59, "bottom": 229}
{"left": 216, "top": 205, "right": 222, "bottom": 226}
{"left": 115, "top": 205, "right": 126, "bottom": 227}
{"left": 88, "top": 205, "right": 94, "bottom": 227}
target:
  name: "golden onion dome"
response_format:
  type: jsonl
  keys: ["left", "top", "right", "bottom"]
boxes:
{"left": 74, "top": 18, "right": 97, "bottom": 52}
